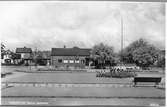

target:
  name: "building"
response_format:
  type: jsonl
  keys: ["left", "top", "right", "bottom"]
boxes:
{"left": 16, "top": 47, "right": 32, "bottom": 65}
{"left": 1, "top": 49, "right": 21, "bottom": 65}
{"left": 51, "top": 47, "right": 91, "bottom": 68}
{"left": 1, "top": 50, "right": 12, "bottom": 64}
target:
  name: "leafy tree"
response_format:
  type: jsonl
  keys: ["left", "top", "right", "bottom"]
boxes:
{"left": 1, "top": 43, "right": 13, "bottom": 56}
{"left": 122, "top": 38, "right": 160, "bottom": 68}
{"left": 1, "top": 43, "right": 5, "bottom": 52}
{"left": 132, "top": 47, "right": 154, "bottom": 67}
{"left": 156, "top": 51, "right": 165, "bottom": 69}
{"left": 91, "top": 43, "right": 116, "bottom": 68}
{"left": 1, "top": 43, "right": 6, "bottom": 59}
{"left": 121, "top": 38, "right": 148, "bottom": 64}
{"left": 32, "top": 51, "right": 46, "bottom": 66}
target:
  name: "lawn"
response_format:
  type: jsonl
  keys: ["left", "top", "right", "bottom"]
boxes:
{"left": 1, "top": 66, "right": 165, "bottom": 106}
{"left": 3, "top": 72, "right": 133, "bottom": 83}
{"left": 1, "top": 66, "right": 30, "bottom": 73}
{"left": 2, "top": 87, "right": 165, "bottom": 98}
{"left": 2, "top": 65, "right": 165, "bottom": 84}
{"left": 3, "top": 72, "right": 165, "bottom": 84}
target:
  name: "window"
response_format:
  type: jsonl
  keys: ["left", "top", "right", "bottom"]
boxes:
{"left": 58, "top": 59, "right": 62, "bottom": 63}
{"left": 81, "top": 60, "right": 85, "bottom": 64}
{"left": 69, "top": 60, "right": 74, "bottom": 63}
{"left": 63, "top": 60, "right": 68, "bottom": 63}
{"left": 75, "top": 60, "right": 79, "bottom": 63}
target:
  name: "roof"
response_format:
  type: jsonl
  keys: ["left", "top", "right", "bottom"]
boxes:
{"left": 16, "top": 47, "right": 32, "bottom": 53}
{"left": 51, "top": 47, "right": 91, "bottom": 56}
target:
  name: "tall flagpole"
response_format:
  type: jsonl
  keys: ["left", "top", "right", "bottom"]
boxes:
{"left": 121, "top": 14, "right": 123, "bottom": 64}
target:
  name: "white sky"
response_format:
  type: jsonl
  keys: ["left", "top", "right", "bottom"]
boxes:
{"left": 0, "top": 1, "right": 165, "bottom": 52}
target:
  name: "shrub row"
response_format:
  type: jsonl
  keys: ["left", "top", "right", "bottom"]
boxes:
{"left": 96, "top": 69, "right": 137, "bottom": 78}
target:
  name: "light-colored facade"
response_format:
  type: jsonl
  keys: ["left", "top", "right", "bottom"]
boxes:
{"left": 20, "top": 53, "right": 31, "bottom": 59}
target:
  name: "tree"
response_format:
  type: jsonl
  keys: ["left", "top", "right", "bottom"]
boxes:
{"left": 156, "top": 51, "right": 165, "bottom": 69}
{"left": 1, "top": 43, "right": 5, "bottom": 52}
{"left": 121, "top": 38, "right": 148, "bottom": 64}
{"left": 132, "top": 47, "right": 154, "bottom": 67}
{"left": 1, "top": 43, "right": 6, "bottom": 59}
{"left": 32, "top": 51, "right": 45, "bottom": 66}
{"left": 122, "top": 38, "right": 160, "bottom": 68}
{"left": 91, "top": 43, "right": 116, "bottom": 68}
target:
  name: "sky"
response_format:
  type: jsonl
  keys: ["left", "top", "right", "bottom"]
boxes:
{"left": 0, "top": 1, "right": 165, "bottom": 52}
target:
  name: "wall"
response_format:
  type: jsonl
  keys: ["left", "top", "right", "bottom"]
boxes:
{"left": 20, "top": 53, "right": 31, "bottom": 59}
{"left": 51, "top": 56, "right": 87, "bottom": 68}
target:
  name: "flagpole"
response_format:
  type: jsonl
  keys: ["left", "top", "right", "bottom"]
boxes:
{"left": 121, "top": 15, "right": 123, "bottom": 64}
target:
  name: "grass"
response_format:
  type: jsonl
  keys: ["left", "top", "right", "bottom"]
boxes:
{"left": 2, "top": 65, "right": 165, "bottom": 84}
{"left": 3, "top": 72, "right": 133, "bottom": 83}
{"left": 2, "top": 87, "right": 165, "bottom": 98}
{"left": 1, "top": 66, "right": 165, "bottom": 106}
{"left": 3, "top": 72, "right": 164, "bottom": 84}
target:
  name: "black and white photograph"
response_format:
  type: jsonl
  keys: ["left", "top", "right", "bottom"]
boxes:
{"left": 0, "top": 1, "right": 166, "bottom": 106}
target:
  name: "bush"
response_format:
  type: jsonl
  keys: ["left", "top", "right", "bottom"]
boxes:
{"left": 96, "top": 69, "right": 137, "bottom": 78}
{"left": 111, "top": 70, "right": 137, "bottom": 78}
{"left": 96, "top": 71, "right": 112, "bottom": 77}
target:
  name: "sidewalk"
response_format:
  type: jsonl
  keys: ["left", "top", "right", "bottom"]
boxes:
{"left": 1, "top": 97, "right": 165, "bottom": 106}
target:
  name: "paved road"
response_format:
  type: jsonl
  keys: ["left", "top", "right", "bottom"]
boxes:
{"left": 2, "top": 87, "right": 165, "bottom": 106}
{"left": 1, "top": 98, "right": 165, "bottom": 106}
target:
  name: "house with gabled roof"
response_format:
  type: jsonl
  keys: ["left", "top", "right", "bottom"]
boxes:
{"left": 1, "top": 50, "right": 13, "bottom": 64}
{"left": 51, "top": 46, "right": 91, "bottom": 68}
{"left": 16, "top": 46, "right": 32, "bottom": 65}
